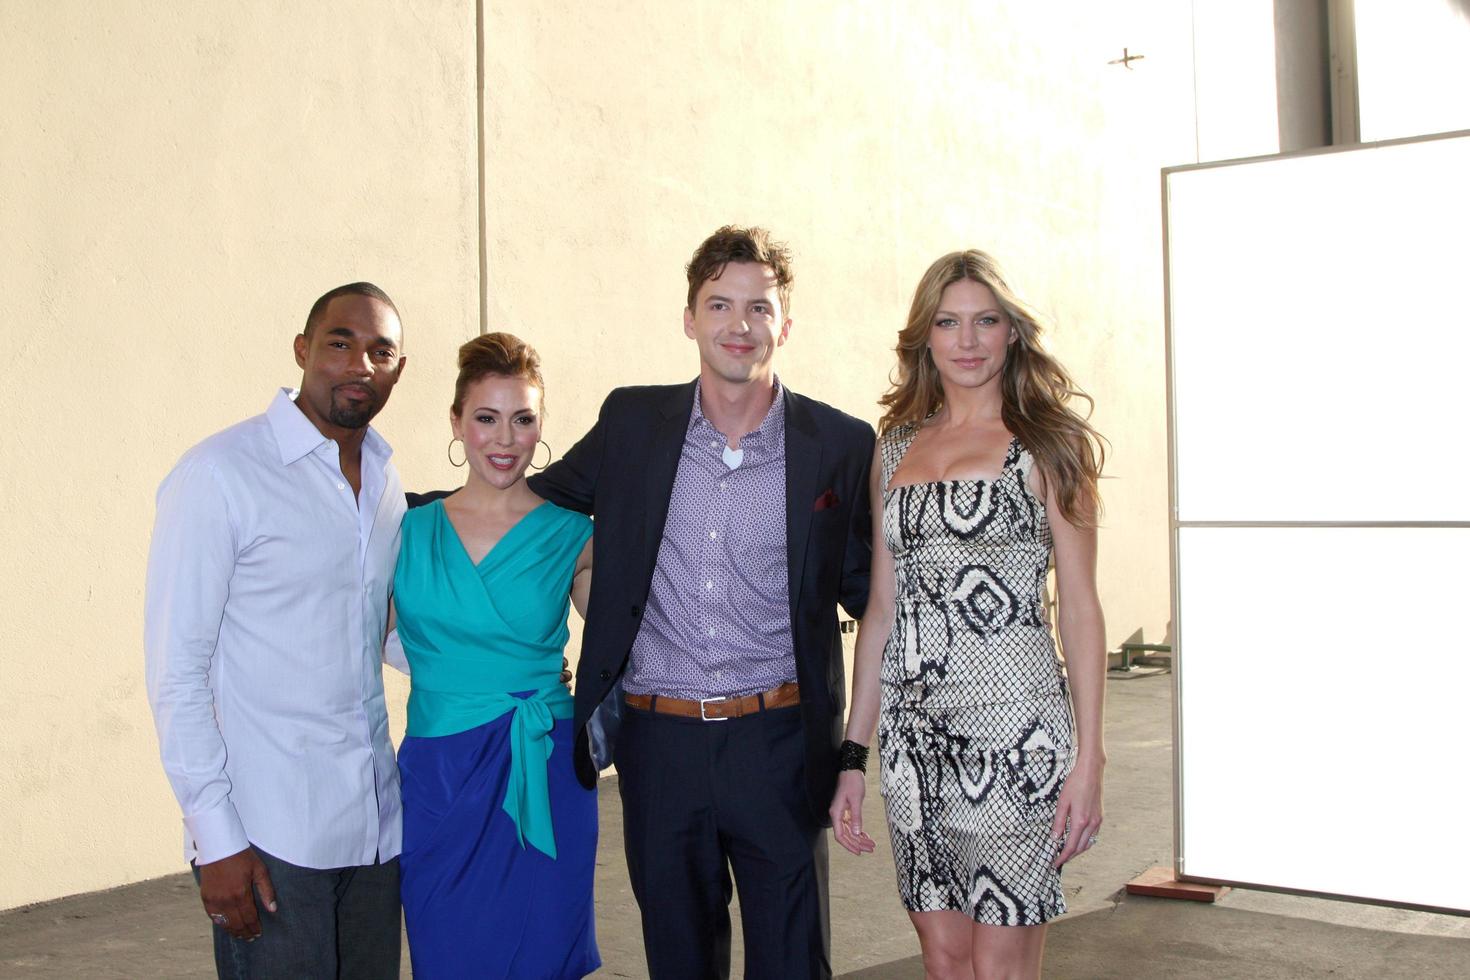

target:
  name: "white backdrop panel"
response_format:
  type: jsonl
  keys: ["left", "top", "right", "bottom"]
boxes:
{"left": 1178, "top": 526, "right": 1470, "bottom": 910}
{"left": 1168, "top": 134, "right": 1470, "bottom": 523}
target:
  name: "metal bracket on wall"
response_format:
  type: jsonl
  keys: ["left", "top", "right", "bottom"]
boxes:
{"left": 1113, "top": 642, "right": 1172, "bottom": 672}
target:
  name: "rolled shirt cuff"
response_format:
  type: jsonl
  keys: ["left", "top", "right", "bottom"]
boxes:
{"left": 185, "top": 799, "right": 251, "bottom": 865}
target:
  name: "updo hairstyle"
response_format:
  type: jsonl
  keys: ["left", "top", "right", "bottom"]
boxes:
{"left": 451, "top": 332, "right": 546, "bottom": 417}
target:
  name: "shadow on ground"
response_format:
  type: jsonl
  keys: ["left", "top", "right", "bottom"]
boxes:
{"left": 4, "top": 676, "right": 1466, "bottom": 978}
{"left": 839, "top": 898, "right": 1470, "bottom": 980}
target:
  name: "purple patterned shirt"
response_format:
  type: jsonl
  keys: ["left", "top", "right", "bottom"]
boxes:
{"left": 623, "top": 379, "right": 796, "bottom": 700}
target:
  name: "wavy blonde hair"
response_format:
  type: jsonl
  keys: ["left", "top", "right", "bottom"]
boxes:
{"left": 879, "top": 250, "right": 1105, "bottom": 527}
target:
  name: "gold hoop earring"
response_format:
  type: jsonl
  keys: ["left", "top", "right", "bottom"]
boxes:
{"left": 447, "top": 437, "right": 466, "bottom": 467}
{"left": 529, "top": 439, "right": 552, "bottom": 470}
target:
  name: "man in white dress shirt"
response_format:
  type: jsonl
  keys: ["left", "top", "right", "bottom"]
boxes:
{"left": 145, "top": 282, "right": 408, "bottom": 978}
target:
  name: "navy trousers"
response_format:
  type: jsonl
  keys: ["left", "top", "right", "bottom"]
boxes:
{"left": 615, "top": 700, "right": 831, "bottom": 980}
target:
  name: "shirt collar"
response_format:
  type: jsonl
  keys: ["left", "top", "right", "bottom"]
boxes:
{"left": 689, "top": 376, "right": 785, "bottom": 443}
{"left": 266, "top": 387, "right": 393, "bottom": 466}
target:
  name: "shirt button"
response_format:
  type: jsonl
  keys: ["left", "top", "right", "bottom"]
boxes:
{"left": 337, "top": 482, "right": 346, "bottom": 490}
{"left": 709, "top": 440, "right": 718, "bottom": 449}
{"left": 707, "top": 626, "right": 716, "bottom": 637}
{"left": 705, "top": 581, "right": 713, "bottom": 590}
{"left": 709, "top": 530, "right": 718, "bottom": 539}
{"left": 719, "top": 480, "right": 727, "bottom": 489}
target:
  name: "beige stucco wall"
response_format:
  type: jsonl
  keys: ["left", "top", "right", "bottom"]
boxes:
{"left": 1, "top": 0, "right": 1245, "bottom": 911}
{"left": 484, "top": 0, "right": 1193, "bottom": 657}
{"left": 0, "top": 1, "right": 478, "bottom": 909}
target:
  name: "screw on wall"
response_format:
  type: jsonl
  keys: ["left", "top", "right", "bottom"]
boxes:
{"left": 1108, "top": 47, "right": 1146, "bottom": 70}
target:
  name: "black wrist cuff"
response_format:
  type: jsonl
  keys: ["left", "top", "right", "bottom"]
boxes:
{"left": 837, "top": 739, "right": 870, "bottom": 773}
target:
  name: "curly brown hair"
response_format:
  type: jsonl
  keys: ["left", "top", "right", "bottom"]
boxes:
{"left": 879, "top": 250, "right": 1105, "bottom": 527}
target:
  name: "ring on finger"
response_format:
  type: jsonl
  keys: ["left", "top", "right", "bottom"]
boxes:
{"left": 208, "top": 912, "right": 229, "bottom": 926}
{"left": 1087, "top": 835, "right": 1099, "bottom": 846}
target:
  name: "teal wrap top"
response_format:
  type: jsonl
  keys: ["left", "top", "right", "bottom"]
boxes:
{"left": 393, "top": 499, "right": 592, "bottom": 858}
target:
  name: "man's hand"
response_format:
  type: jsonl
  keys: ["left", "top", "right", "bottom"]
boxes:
{"left": 198, "top": 847, "right": 277, "bottom": 941}
{"left": 560, "top": 656, "right": 573, "bottom": 689}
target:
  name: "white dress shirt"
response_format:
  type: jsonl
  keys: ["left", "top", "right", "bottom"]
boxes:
{"left": 145, "top": 388, "right": 405, "bottom": 868}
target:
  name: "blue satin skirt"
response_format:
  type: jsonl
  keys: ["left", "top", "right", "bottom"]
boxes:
{"left": 399, "top": 711, "right": 600, "bottom": 979}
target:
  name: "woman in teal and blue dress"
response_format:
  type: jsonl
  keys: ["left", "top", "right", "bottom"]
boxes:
{"left": 392, "top": 333, "right": 599, "bottom": 979}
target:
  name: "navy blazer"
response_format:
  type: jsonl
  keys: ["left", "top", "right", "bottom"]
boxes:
{"left": 528, "top": 381, "right": 874, "bottom": 822}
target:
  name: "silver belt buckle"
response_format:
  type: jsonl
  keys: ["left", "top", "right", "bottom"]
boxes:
{"left": 699, "top": 695, "right": 729, "bottom": 721}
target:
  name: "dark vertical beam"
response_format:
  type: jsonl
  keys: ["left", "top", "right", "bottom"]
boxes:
{"left": 1274, "top": 0, "right": 1333, "bottom": 151}
{"left": 1327, "top": 0, "right": 1360, "bottom": 144}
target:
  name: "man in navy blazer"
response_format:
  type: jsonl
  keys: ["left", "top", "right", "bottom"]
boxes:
{"left": 529, "top": 226, "right": 873, "bottom": 979}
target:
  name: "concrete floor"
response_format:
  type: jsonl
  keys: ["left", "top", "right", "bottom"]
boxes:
{"left": 2, "top": 673, "right": 1466, "bottom": 978}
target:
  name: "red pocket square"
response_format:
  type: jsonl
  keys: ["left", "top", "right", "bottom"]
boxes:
{"left": 813, "top": 489, "right": 839, "bottom": 511}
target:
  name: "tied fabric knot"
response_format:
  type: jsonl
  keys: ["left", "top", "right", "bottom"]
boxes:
{"left": 501, "top": 688, "right": 567, "bottom": 859}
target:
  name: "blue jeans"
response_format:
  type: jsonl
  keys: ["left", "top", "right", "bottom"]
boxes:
{"left": 192, "top": 848, "right": 400, "bottom": 979}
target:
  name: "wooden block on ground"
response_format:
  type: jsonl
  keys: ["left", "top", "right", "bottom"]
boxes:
{"left": 1126, "top": 866, "right": 1230, "bottom": 902}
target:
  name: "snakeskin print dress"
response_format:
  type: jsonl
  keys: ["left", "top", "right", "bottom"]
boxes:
{"left": 877, "top": 423, "right": 1076, "bottom": 926}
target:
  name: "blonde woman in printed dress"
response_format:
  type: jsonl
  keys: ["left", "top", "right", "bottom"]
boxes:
{"left": 829, "top": 251, "right": 1106, "bottom": 980}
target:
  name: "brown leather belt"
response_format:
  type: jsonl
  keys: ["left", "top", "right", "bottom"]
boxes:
{"left": 624, "top": 681, "right": 800, "bottom": 721}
